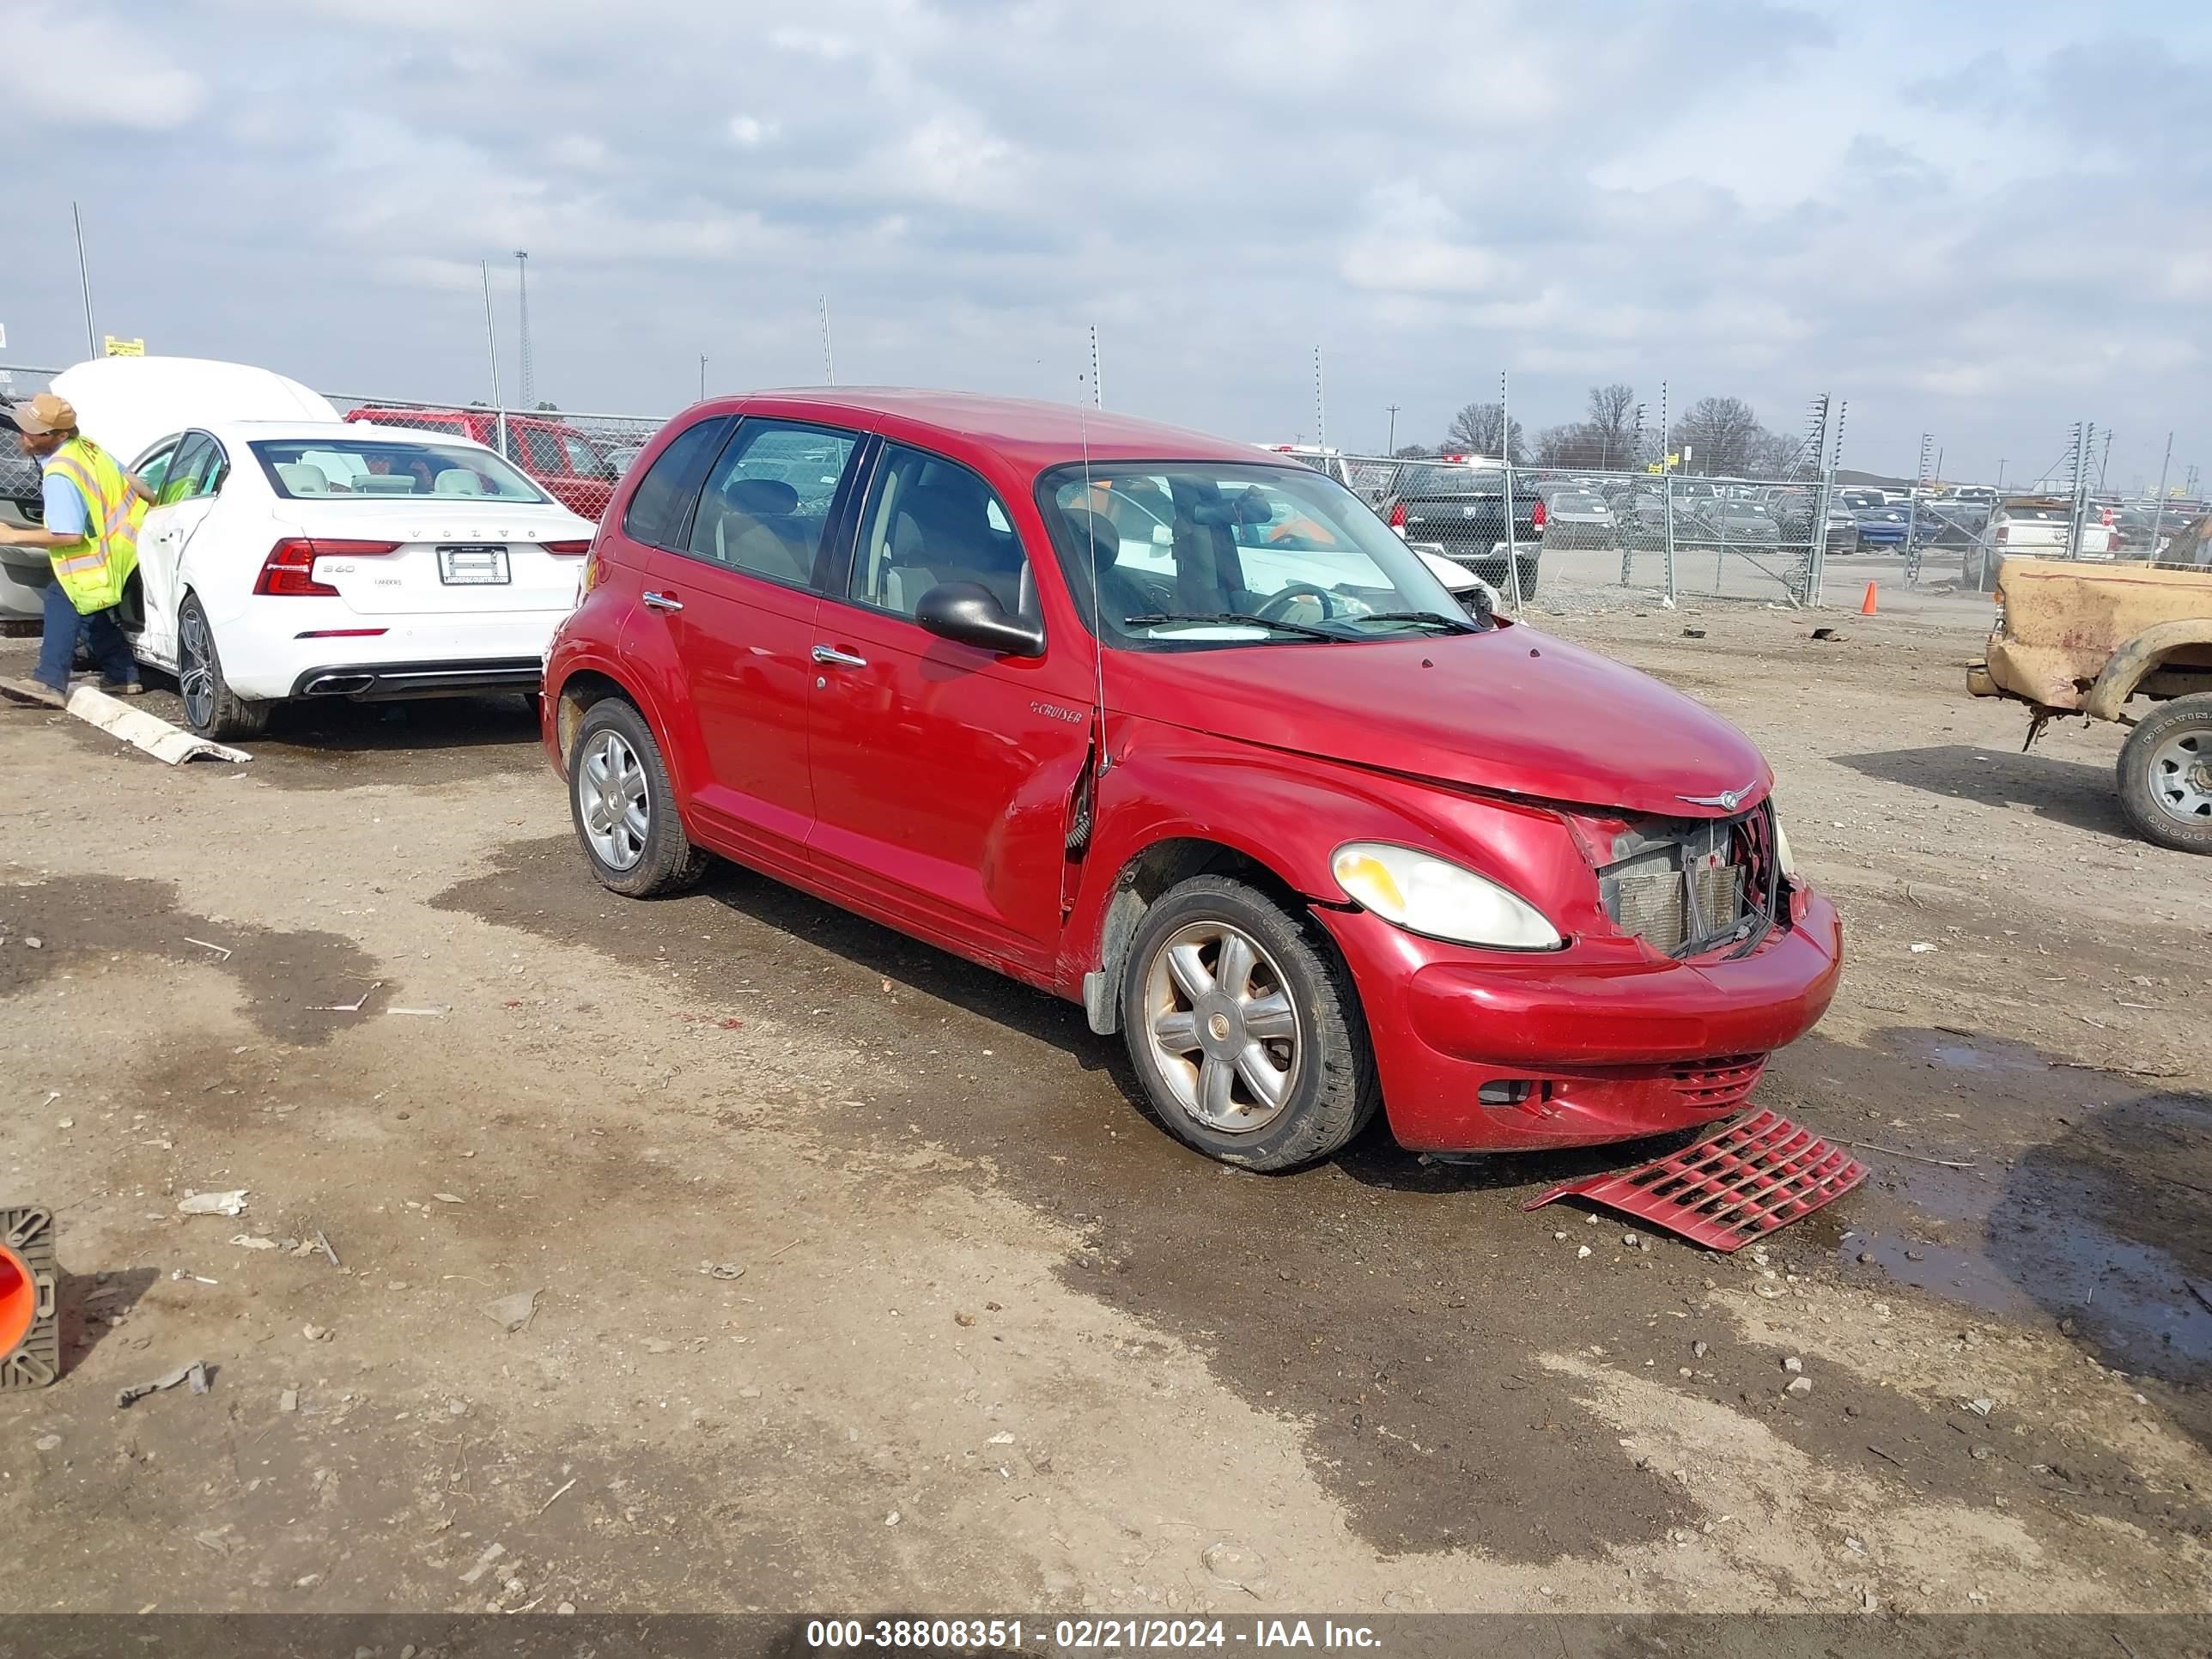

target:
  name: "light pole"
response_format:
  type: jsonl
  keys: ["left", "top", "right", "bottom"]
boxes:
{"left": 698, "top": 354, "right": 707, "bottom": 402}
{"left": 72, "top": 203, "right": 99, "bottom": 361}
{"left": 514, "top": 250, "right": 532, "bottom": 407}
{"left": 1385, "top": 404, "right": 1400, "bottom": 454}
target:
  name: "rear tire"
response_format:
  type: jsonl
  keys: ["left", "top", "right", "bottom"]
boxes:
{"left": 177, "top": 592, "right": 270, "bottom": 741}
{"left": 2117, "top": 695, "right": 2212, "bottom": 854}
{"left": 1120, "top": 875, "right": 1380, "bottom": 1171}
{"left": 1515, "top": 556, "right": 1540, "bottom": 599}
{"left": 568, "top": 696, "right": 711, "bottom": 896}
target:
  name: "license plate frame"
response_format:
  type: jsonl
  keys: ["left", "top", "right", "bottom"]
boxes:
{"left": 437, "top": 544, "right": 511, "bottom": 586}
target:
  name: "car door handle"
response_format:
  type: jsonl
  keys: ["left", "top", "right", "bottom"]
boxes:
{"left": 811, "top": 645, "right": 867, "bottom": 668}
{"left": 641, "top": 590, "right": 684, "bottom": 611}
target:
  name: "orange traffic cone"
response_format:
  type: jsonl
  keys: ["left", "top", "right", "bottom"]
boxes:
{"left": 1859, "top": 581, "right": 1878, "bottom": 616}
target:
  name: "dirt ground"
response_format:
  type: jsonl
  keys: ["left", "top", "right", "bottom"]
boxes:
{"left": 0, "top": 593, "right": 2206, "bottom": 1620}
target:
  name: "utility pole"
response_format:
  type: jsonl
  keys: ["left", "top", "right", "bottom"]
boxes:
{"left": 821, "top": 296, "right": 835, "bottom": 385}
{"left": 514, "top": 250, "right": 533, "bottom": 407}
{"left": 1995, "top": 458, "right": 2006, "bottom": 494}
{"left": 1385, "top": 403, "right": 1400, "bottom": 454}
{"left": 72, "top": 203, "right": 99, "bottom": 362}
{"left": 698, "top": 354, "right": 707, "bottom": 402}
{"left": 2097, "top": 428, "right": 2113, "bottom": 495}
{"left": 1313, "top": 346, "right": 1325, "bottom": 450}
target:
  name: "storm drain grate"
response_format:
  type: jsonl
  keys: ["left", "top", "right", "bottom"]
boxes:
{"left": 1522, "top": 1109, "right": 1866, "bottom": 1252}
{"left": 0, "top": 1206, "right": 59, "bottom": 1390}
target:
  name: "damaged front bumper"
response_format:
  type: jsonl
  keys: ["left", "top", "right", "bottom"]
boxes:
{"left": 1316, "top": 890, "right": 1843, "bottom": 1153}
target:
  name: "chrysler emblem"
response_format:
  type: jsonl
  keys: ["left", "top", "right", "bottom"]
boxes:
{"left": 1679, "top": 784, "right": 1753, "bottom": 811}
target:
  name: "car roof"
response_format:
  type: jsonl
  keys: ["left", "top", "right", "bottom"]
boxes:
{"left": 709, "top": 387, "right": 1282, "bottom": 475}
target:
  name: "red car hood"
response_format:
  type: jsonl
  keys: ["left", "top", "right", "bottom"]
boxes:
{"left": 1110, "top": 625, "right": 1771, "bottom": 817}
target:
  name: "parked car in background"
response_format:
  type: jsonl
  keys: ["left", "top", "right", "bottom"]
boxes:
{"left": 1680, "top": 498, "right": 1782, "bottom": 549}
{"left": 1851, "top": 501, "right": 1913, "bottom": 550}
{"left": 344, "top": 405, "right": 619, "bottom": 522}
{"left": 0, "top": 413, "right": 48, "bottom": 622}
{"left": 1375, "top": 458, "right": 1547, "bottom": 595}
{"left": 112, "top": 422, "right": 592, "bottom": 738}
{"left": 1920, "top": 495, "right": 1990, "bottom": 545}
{"left": 543, "top": 388, "right": 1840, "bottom": 1171}
{"left": 1960, "top": 497, "right": 2115, "bottom": 589}
{"left": 1540, "top": 488, "right": 1614, "bottom": 549}
{"left": 607, "top": 444, "right": 646, "bottom": 477}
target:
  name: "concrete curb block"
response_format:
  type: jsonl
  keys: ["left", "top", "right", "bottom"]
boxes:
{"left": 3, "top": 677, "right": 254, "bottom": 769}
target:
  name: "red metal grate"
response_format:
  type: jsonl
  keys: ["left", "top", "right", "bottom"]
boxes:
{"left": 1667, "top": 1054, "right": 1767, "bottom": 1111}
{"left": 1522, "top": 1109, "right": 1866, "bottom": 1252}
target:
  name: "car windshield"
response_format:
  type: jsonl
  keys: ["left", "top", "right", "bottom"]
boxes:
{"left": 1039, "top": 462, "right": 1478, "bottom": 648}
{"left": 252, "top": 439, "right": 547, "bottom": 501}
{"left": 1555, "top": 492, "right": 1605, "bottom": 510}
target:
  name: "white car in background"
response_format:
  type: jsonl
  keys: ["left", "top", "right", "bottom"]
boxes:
{"left": 4, "top": 356, "right": 343, "bottom": 622}
{"left": 124, "top": 422, "right": 593, "bottom": 738}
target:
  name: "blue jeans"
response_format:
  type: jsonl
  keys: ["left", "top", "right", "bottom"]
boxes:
{"left": 35, "top": 574, "right": 138, "bottom": 693}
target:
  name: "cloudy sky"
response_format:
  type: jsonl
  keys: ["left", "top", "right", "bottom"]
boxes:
{"left": 9, "top": 0, "right": 2206, "bottom": 489}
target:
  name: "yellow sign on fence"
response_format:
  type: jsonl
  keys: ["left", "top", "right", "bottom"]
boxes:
{"left": 102, "top": 336, "right": 145, "bottom": 358}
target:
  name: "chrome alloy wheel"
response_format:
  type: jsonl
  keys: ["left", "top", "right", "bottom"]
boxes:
{"left": 578, "top": 728, "right": 650, "bottom": 871}
{"left": 1142, "top": 920, "right": 1302, "bottom": 1134}
{"left": 2148, "top": 728, "right": 2212, "bottom": 824}
{"left": 179, "top": 605, "right": 216, "bottom": 732}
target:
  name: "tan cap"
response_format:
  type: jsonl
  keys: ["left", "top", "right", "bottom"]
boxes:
{"left": 6, "top": 392, "right": 77, "bottom": 435}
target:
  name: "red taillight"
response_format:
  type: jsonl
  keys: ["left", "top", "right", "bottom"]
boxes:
{"left": 543, "top": 538, "right": 592, "bottom": 556}
{"left": 1531, "top": 499, "right": 1547, "bottom": 532}
{"left": 1993, "top": 526, "right": 2008, "bottom": 544}
{"left": 1389, "top": 501, "right": 1407, "bottom": 530}
{"left": 254, "top": 538, "right": 400, "bottom": 597}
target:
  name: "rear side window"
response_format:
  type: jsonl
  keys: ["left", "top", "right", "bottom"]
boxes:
{"left": 621, "top": 419, "right": 730, "bottom": 550}
{"left": 685, "top": 420, "right": 860, "bottom": 585}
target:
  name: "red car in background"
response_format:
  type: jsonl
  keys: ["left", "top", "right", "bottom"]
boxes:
{"left": 539, "top": 389, "right": 1842, "bottom": 1170}
{"left": 343, "top": 406, "right": 618, "bottom": 521}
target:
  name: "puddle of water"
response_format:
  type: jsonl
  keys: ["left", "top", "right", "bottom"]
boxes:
{"left": 1840, "top": 1145, "right": 2212, "bottom": 1376}
{"left": 1912, "top": 1033, "right": 2049, "bottom": 1075}
{"left": 1841, "top": 1224, "right": 2212, "bottom": 1369}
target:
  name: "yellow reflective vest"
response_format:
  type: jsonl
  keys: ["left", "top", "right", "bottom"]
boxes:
{"left": 41, "top": 437, "right": 143, "bottom": 614}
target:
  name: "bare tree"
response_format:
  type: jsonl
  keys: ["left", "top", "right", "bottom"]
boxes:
{"left": 1584, "top": 383, "right": 1638, "bottom": 469}
{"left": 1534, "top": 423, "right": 1591, "bottom": 468}
{"left": 1445, "top": 402, "right": 1527, "bottom": 465}
{"left": 1393, "top": 442, "right": 1440, "bottom": 459}
{"left": 1669, "top": 397, "right": 1766, "bottom": 475}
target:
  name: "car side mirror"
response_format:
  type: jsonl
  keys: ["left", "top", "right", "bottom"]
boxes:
{"left": 914, "top": 580, "right": 1045, "bottom": 659}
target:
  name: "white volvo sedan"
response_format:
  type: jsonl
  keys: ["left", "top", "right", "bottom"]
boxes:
{"left": 123, "top": 422, "right": 594, "bottom": 738}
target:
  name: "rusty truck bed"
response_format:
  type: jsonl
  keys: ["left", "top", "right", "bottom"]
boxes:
{"left": 1969, "top": 557, "right": 2212, "bottom": 716}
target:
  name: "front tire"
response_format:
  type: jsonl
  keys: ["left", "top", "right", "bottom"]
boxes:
{"left": 177, "top": 592, "right": 270, "bottom": 740}
{"left": 1120, "top": 875, "right": 1379, "bottom": 1170}
{"left": 568, "top": 696, "right": 711, "bottom": 896}
{"left": 2117, "top": 695, "right": 2212, "bottom": 854}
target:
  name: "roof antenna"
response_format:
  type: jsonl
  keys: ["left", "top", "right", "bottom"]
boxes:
{"left": 1078, "top": 374, "right": 1109, "bottom": 769}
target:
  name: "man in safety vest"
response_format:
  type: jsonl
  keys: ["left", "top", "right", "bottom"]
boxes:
{"left": 0, "top": 392, "right": 150, "bottom": 702}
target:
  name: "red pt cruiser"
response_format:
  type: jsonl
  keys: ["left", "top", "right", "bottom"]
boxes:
{"left": 542, "top": 390, "right": 1842, "bottom": 1170}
